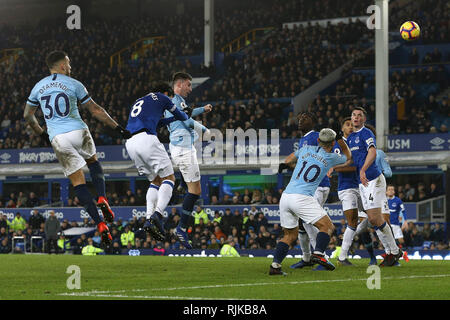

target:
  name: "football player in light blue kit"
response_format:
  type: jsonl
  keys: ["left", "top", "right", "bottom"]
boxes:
{"left": 24, "top": 51, "right": 130, "bottom": 245}
{"left": 124, "top": 81, "right": 190, "bottom": 242}
{"left": 269, "top": 128, "right": 352, "bottom": 275}
{"left": 346, "top": 107, "right": 401, "bottom": 266}
{"left": 158, "top": 72, "right": 212, "bottom": 249}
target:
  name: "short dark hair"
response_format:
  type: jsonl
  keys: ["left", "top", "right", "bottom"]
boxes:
{"left": 341, "top": 116, "right": 351, "bottom": 128}
{"left": 152, "top": 81, "right": 174, "bottom": 96}
{"left": 297, "top": 111, "right": 317, "bottom": 123}
{"left": 172, "top": 72, "right": 192, "bottom": 85}
{"left": 353, "top": 106, "right": 367, "bottom": 117}
{"left": 46, "top": 51, "right": 67, "bottom": 69}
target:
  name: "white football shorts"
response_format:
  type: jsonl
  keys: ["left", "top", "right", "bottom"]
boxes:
{"left": 338, "top": 188, "right": 364, "bottom": 212}
{"left": 126, "top": 132, "right": 174, "bottom": 182}
{"left": 391, "top": 224, "right": 404, "bottom": 239}
{"left": 280, "top": 193, "right": 328, "bottom": 229}
{"left": 359, "top": 173, "right": 387, "bottom": 211}
{"left": 169, "top": 143, "right": 200, "bottom": 182}
{"left": 51, "top": 128, "right": 96, "bottom": 177}
{"left": 314, "top": 186, "right": 330, "bottom": 207}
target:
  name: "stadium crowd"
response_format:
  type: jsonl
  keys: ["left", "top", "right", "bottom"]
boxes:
{"left": 0, "top": 205, "right": 447, "bottom": 255}
{"left": 1, "top": 1, "right": 449, "bottom": 149}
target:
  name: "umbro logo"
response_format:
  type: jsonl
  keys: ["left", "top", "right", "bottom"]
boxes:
{"left": 430, "top": 137, "right": 445, "bottom": 146}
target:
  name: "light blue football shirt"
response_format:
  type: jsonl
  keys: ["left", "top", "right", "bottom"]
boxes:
{"left": 284, "top": 145, "right": 347, "bottom": 197}
{"left": 27, "top": 73, "right": 90, "bottom": 141}
{"left": 376, "top": 149, "right": 392, "bottom": 178}
{"left": 164, "top": 94, "right": 207, "bottom": 148}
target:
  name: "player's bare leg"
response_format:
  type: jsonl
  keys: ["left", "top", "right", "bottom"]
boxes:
{"left": 69, "top": 169, "right": 111, "bottom": 244}
{"left": 311, "top": 216, "right": 336, "bottom": 270}
{"left": 270, "top": 227, "right": 298, "bottom": 275}
{"left": 86, "top": 155, "right": 114, "bottom": 223}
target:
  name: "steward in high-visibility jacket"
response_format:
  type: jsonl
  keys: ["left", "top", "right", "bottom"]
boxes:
{"left": 120, "top": 226, "right": 135, "bottom": 247}
{"left": 220, "top": 243, "right": 240, "bottom": 257}
{"left": 82, "top": 239, "right": 104, "bottom": 256}
{"left": 10, "top": 213, "right": 26, "bottom": 232}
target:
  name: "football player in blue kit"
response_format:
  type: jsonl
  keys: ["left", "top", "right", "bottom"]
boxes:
{"left": 346, "top": 107, "right": 402, "bottom": 266}
{"left": 24, "top": 51, "right": 131, "bottom": 245}
{"left": 124, "top": 81, "right": 190, "bottom": 242}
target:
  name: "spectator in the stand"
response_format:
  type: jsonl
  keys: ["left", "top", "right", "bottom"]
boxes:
{"left": 428, "top": 182, "right": 442, "bottom": 198}
{"left": 220, "top": 194, "right": 232, "bottom": 205}
{"left": 10, "top": 212, "right": 26, "bottom": 233}
{"left": 6, "top": 199, "right": 16, "bottom": 208}
{"left": 72, "top": 238, "right": 84, "bottom": 254}
{"left": 410, "top": 227, "right": 424, "bottom": 247}
{"left": 0, "top": 215, "right": 9, "bottom": 231}
{"left": 220, "top": 208, "right": 234, "bottom": 235}
{"left": 210, "top": 195, "right": 219, "bottom": 205}
{"left": 212, "top": 211, "right": 222, "bottom": 224}
{"left": 26, "top": 192, "right": 40, "bottom": 207}
{"left": 17, "top": 192, "right": 28, "bottom": 208}
{"left": 404, "top": 183, "right": 415, "bottom": 201}
{"left": 120, "top": 225, "right": 135, "bottom": 248}
{"left": 0, "top": 238, "right": 11, "bottom": 253}
{"left": 28, "top": 209, "right": 45, "bottom": 230}
{"left": 439, "top": 124, "right": 448, "bottom": 133}
{"left": 214, "top": 225, "right": 227, "bottom": 243}
{"left": 422, "top": 223, "right": 432, "bottom": 241}
{"left": 230, "top": 209, "right": 243, "bottom": 232}
{"left": 193, "top": 206, "right": 209, "bottom": 225}
{"left": 255, "top": 212, "right": 269, "bottom": 234}
{"left": 251, "top": 190, "right": 262, "bottom": 204}
{"left": 44, "top": 210, "right": 60, "bottom": 254}
{"left": 431, "top": 223, "right": 445, "bottom": 243}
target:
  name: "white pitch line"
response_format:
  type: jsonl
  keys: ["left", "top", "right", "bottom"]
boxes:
{"left": 58, "top": 292, "right": 255, "bottom": 300}
{"left": 57, "top": 273, "right": 450, "bottom": 299}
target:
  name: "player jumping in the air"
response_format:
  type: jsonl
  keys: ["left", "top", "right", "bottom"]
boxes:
{"left": 124, "top": 81, "right": 190, "bottom": 242}
{"left": 24, "top": 51, "right": 131, "bottom": 245}
{"left": 162, "top": 72, "right": 212, "bottom": 249}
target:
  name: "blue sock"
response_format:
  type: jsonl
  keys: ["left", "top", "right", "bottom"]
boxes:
{"left": 314, "top": 232, "right": 330, "bottom": 255}
{"left": 87, "top": 161, "right": 106, "bottom": 199}
{"left": 74, "top": 184, "right": 102, "bottom": 225}
{"left": 273, "top": 241, "right": 290, "bottom": 264}
{"left": 179, "top": 193, "right": 199, "bottom": 229}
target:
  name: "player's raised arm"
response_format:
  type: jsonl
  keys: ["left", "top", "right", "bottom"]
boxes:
{"left": 82, "top": 99, "right": 131, "bottom": 139}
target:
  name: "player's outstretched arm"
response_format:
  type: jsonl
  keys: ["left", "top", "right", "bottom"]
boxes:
{"left": 191, "top": 104, "right": 213, "bottom": 118}
{"left": 83, "top": 99, "right": 131, "bottom": 139}
{"left": 378, "top": 150, "right": 393, "bottom": 178}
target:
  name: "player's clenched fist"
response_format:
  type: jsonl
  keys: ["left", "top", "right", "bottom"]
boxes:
{"left": 204, "top": 104, "right": 213, "bottom": 113}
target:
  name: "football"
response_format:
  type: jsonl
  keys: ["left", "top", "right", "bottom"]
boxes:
{"left": 400, "top": 21, "right": 421, "bottom": 41}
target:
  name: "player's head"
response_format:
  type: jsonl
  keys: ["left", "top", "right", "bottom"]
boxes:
{"left": 46, "top": 50, "right": 71, "bottom": 76}
{"left": 318, "top": 128, "right": 336, "bottom": 152}
{"left": 386, "top": 184, "right": 396, "bottom": 197}
{"left": 172, "top": 72, "right": 192, "bottom": 97}
{"left": 152, "top": 81, "right": 174, "bottom": 97}
{"left": 297, "top": 111, "right": 316, "bottom": 133}
{"left": 351, "top": 106, "right": 367, "bottom": 129}
{"left": 341, "top": 117, "right": 352, "bottom": 137}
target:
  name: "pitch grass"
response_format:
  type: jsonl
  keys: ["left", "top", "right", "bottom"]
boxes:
{"left": 0, "top": 255, "right": 449, "bottom": 300}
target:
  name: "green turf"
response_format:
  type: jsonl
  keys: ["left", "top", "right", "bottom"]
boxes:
{"left": 0, "top": 255, "right": 449, "bottom": 300}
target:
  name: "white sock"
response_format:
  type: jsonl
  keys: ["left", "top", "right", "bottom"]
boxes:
{"left": 379, "top": 223, "right": 399, "bottom": 255}
{"left": 298, "top": 231, "right": 311, "bottom": 262}
{"left": 146, "top": 184, "right": 159, "bottom": 219}
{"left": 355, "top": 218, "right": 368, "bottom": 236}
{"left": 375, "top": 229, "right": 391, "bottom": 254}
{"left": 155, "top": 180, "right": 174, "bottom": 214}
{"left": 303, "top": 223, "right": 318, "bottom": 249}
{"left": 339, "top": 226, "right": 356, "bottom": 261}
